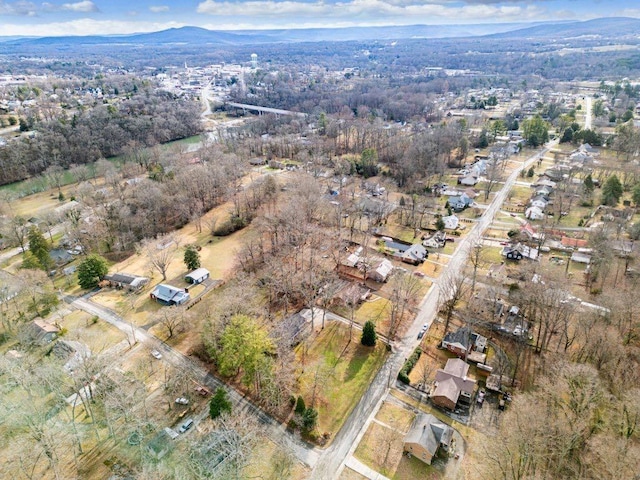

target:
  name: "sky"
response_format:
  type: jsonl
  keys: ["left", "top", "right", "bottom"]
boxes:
{"left": 0, "top": 0, "right": 638, "bottom": 36}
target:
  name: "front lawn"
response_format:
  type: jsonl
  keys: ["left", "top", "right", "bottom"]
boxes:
{"left": 295, "top": 322, "right": 387, "bottom": 439}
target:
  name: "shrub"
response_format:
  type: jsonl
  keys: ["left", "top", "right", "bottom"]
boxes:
{"left": 209, "top": 388, "right": 232, "bottom": 419}
{"left": 295, "top": 396, "right": 306, "bottom": 415}
{"left": 398, "top": 347, "right": 422, "bottom": 384}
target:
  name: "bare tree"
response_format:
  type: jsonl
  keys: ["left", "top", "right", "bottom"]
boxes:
{"left": 139, "top": 234, "right": 180, "bottom": 281}
{"left": 438, "top": 270, "right": 469, "bottom": 334}
{"left": 155, "top": 305, "right": 187, "bottom": 339}
{"left": 388, "top": 271, "right": 423, "bottom": 341}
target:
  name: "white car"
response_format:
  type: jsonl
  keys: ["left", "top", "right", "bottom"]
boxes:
{"left": 151, "top": 350, "right": 163, "bottom": 360}
{"left": 175, "top": 397, "right": 189, "bottom": 405}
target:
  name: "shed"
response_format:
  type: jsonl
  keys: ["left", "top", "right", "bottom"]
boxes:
{"left": 185, "top": 268, "right": 210, "bottom": 285}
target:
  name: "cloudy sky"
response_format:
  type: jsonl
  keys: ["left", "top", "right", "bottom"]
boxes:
{"left": 0, "top": 0, "right": 638, "bottom": 36}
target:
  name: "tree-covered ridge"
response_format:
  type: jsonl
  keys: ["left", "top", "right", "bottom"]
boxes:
{"left": 0, "top": 89, "right": 202, "bottom": 186}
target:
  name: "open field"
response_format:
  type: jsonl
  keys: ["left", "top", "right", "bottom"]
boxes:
{"left": 295, "top": 322, "right": 387, "bottom": 438}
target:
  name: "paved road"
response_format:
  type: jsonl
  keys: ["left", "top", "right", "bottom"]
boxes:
{"left": 310, "top": 140, "right": 557, "bottom": 479}
{"left": 66, "top": 295, "right": 320, "bottom": 468}
{"left": 584, "top": 96, "right": 593, "bottom": 130}
{"left": 0, "top": 223, "right": 66, "bottom": 264}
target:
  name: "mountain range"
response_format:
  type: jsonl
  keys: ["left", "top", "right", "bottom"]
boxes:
{"left": 2, "top": 17, "right": 639, "bottom": 47}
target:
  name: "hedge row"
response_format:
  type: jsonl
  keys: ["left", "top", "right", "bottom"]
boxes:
{"left": 398, "top": 347, "right": 422, "bottom": 384}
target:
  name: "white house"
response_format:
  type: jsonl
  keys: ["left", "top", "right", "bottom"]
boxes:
{"left": 150, "top": 284, "right": 190, "bottom": 306}
{"left": 442, "top": 214, "right": 459, "bottom": 230}
{"left": 525, "top": 206, "right": 545, "bottom": 220}
{"left": 185, "top": 268, "right": 210, "bottom": 285}
{"left": 367, "top": 259, "right": 394, "bottom": 283}
{"left": 530, "top": 196, "right": 548, "bottom": 210}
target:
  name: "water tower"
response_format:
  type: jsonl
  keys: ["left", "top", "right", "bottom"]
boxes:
{"left": 250, "top": 53, "right": 258, "bottom": 69}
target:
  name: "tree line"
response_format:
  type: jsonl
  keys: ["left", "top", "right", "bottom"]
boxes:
{"left": 0, "top": 89, "right": 202, "bottom": 186}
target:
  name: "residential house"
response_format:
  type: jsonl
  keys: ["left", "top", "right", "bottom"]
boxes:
{"left": 441, "top": 326, "right": 487, "bottom": 363}
{"left": 525, "top": 206, "right": 545, "bottom": 220}
{"left": 150, "top": 284, "right": 190, "bottom": 306}
{"left": 431, "top": 358, "right": 476, "bottom": 411}
{"left": 272, "top": 311, "right": 311, "bottom": 347}
{"left": 30, "top": 319, "right": 60, "bottom": 344}
{"left": 457, "top": 172, "right": 478, "bottom": 186}
{"left": 448, "top": 193, "right": 473, "bottom": 212}
{"left": 571, "top": 251, "right": 592, "bottom": 264}
{"left": 103, "top": 272, "right": 149, "bottom": 291}
{"left": 561, "top": 237, "right": 588, "bottom": 249}
{"left": 367, "top": 259, "right": 394, "bottom": 283}
{"left": 579, "top": 143, "right": 598, "bottom": 155}
{"left": 534, "top": 186, "right": 552, "bottom": 197}
{"left": 534, "top": 178, "right": 556, "bottom": 190}
{"left": 502, "top": 243, "right": 539, "bottom": 261}
{"left": 403, "top": 413, "right": 453, "bottom": 465}
{"left": 249, "top": 157, "right": 266, "bottom": 166}
{"left": 520, "top": 223, "right": 545, "bottom": 243}
{"left": 442, "top": 214, "right": 459, "bottom": 230}
{"left": 529, "top": 195, "right": 549, "bottom": 210}
{"left": 401, "top": 244, "right": 428, "bottom": 265}
{"left": 185, "top": 268, "right": 210, "bottom": 285}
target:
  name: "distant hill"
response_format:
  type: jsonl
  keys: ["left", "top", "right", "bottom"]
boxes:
{"left": 4, "top": 22, "right": 556, "bottom": 48}
{"left": 487, "top": 17, "right": 640, "bottom": 39}
{"left": 4, "top": 17, "right": 640, "bottom": 48}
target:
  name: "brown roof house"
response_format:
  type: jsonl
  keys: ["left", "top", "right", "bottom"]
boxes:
{"left": 403, "top": 413, "right": 453, "bottom": 465}
{"left": 431, "top": 358, "right": 476, "bottom": 411}
{"left": 29, "top": 319, "right": 60, "bottom": 344}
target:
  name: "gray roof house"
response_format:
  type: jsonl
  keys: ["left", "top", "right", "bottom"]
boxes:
{"left": 104, "top": 272, "right": 149, "bottom": 291}
{"left": 403, "top": 413, "right": 453, "bottom": 465}
{"left": 401, "top": 244, "right": 428, "bottom": 265}
{"left": 150, "top": 284, "right": 190, "bottom": 306}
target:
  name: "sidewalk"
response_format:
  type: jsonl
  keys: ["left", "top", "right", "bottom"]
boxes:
{"left": 344, "top": 457, "right": 391, "bottom": 480}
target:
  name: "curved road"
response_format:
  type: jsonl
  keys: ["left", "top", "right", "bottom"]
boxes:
{"left": 311, "top": 140, "right": 557, "bottom": 479}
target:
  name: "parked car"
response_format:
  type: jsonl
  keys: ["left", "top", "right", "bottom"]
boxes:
{"left": 195, "top": 386, "right": 210, "bottom": 396}
{"left": 175, "top": 397, "right": 189, "bottom": 405}
{"left": 151, "top": 350, "right": 162, "bottom": 360}
{"left": 179, "top": 418, "right": 194, "bottom": 433}
{"left": 477, "top": 389, "right": 485, "bottom": 405}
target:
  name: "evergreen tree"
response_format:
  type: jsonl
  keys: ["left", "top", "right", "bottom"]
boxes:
{"left": 361, "top": 320, "right": 377, "bottom": 346}
{"left": 209, "top": 388, "right": 232, "bottom": 419}
{"left": 632, "top": 183, "right": 640, "bottom": 206}
{"left": 435, "top": 217, "right": 445, "bottom": 231}
{"left": 583, "top": 174, "right": 595, "bottom": 200}
{"left": 601, "top": 175, "right": 623, "bottom": 206}
{"left": 27, "top": 226, "right": 52, "bottom": 271}
{"left": 77, "top": 254, "right": 109, "bottom": 289}
{"left": 301, "top": 407, "right": 318, "bottom": 432}
{"left": 184, "top": 245, "right": 201, "bottom": 271}
{"left": 295, "top": 396, "right": 306, "bottom": 415}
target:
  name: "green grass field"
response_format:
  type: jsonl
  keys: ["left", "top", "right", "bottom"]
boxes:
{"left": 296, "top": 322, "right": 387, "bottom": 438}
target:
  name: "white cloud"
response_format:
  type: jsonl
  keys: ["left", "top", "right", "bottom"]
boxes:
{"left": 149, "top": 5, "right": 170, "bottom": 13}
{"left": 0, "top": 0, "right": 37, "bottom": 16}
{"left": 0, "top": 18, "right": 186, "bottom": 36}
{"left": 61, "top": 1, "right": 98, "bottom": 12}
{"left": 196, "top": 0, "right": 546, "bottom": 23}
